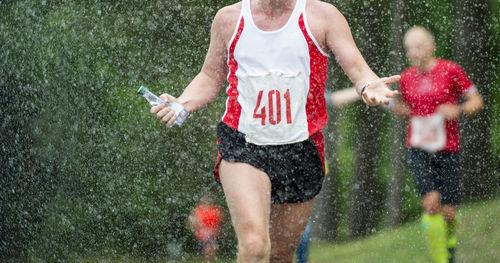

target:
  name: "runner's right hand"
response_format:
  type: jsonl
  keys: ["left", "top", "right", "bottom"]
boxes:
{"left": 150, "top": 93, "right": 180, "bottom": 127}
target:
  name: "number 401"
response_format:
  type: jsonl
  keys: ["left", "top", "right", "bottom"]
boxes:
{"left": 253, "top": 89, "right": 292, "bottom": 126}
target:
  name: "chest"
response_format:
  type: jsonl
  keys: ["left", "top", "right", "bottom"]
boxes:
{"left": 252, "top": 10, "right": 294, "bottom": 31}
{"left": 402, "top": 70, "right": 457, "bottom": 105}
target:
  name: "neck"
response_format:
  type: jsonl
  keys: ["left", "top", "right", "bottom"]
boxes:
{"left": 419, "top": 57, "right": 436, "bottom": 72}
{"left": 255, "top": 0, "right": 295, "bottom": 15}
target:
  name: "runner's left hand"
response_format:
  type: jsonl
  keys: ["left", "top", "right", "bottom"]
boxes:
{"left": 361, "top": 75, "right": 400, "bottom": 106}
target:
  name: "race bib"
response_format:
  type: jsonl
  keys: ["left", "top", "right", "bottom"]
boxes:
{"left": 238, "top": 71, "right": 309, "bottom": 145}
{"left": 410, "top": 113, "right": 446, "bottom": 152}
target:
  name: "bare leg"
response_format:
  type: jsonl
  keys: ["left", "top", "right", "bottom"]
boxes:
{"left": 441, "top": 205, "right": 458, "bottom": 223}
{"left": 201, "top": 241, "right": 217, "bottom": 262}
{"left": 219, "top": 160, "right": 272, "bottom": 263}
{"left": 442, "top": 204, "right": 458, "bottom": 262}
{"left": 269, "top": 199, "right": 314, "bottom": 263}
{"left": 422, "top": 190, "right": 441, "bottom": 215}
{"left": 421, "top": 191, "right": 460, "bottom": 263}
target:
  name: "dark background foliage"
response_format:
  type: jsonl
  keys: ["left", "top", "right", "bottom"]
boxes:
{"left": 1, "top": 0, "right": 499, "bottom": 261}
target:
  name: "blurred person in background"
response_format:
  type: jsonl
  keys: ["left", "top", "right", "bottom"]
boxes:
{"left": 388, "top": 26, "right": 483, "bottom": 263}
{"left": 188, "top": 193, "right": 224, "bottom": 262}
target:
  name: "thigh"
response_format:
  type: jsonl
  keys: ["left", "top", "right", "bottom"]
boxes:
{"left": 215, "top": 122, "right": 325, "bottom": 205}
{"left": 218, "top": 160, "right": 272, "bottom": 241}
{"left": 434, "top": 152, "right": 460, "bottom": 206}
{"left": 267, "top": 139, "right": 324, "bottom": 204}
{"left": 407, "top": 148, "right": 435, "bottom": 197}
{"left": 269, "top": 199, "right": 314, "bottom": 262}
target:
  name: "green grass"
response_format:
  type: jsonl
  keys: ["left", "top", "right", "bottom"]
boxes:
{"left": 59, "top": 197, "right": 500, "bottom": 263}
{"left": 309, "top": 197, "right": 500, "bottom": 263}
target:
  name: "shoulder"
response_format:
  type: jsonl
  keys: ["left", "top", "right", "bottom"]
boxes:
{"left": 401, "top": 67, "right": 417, "bottom": 79}
{"left": 212, "top": 3, "right": 243, "bottom": 43}
{"left": 399, "top": 67, "right": 418, "bottom": 89}
{"left": 305, "top": 0, "right": 348, "bottom": 49}
{"left": 306, "top": 0, "right": 344, "bottom": 21}
{"left": 436, "top": 58, "right": 463, "bottom": 72}
{"left": 436, "top": 59, "right": 471, "bottom": 83}
{"left": 214, "top": 3, "right": 241, "bottom": 25}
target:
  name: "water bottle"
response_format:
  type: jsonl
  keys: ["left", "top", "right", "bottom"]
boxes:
{"left": 137, "top": 86, "right": 189, "bottom": 126}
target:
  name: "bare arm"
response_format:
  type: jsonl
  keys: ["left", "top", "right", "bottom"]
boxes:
{"left": 329, "top": 87, "right": 360, "bottom": 108}
{"left": 152, "top": 6, "right": 239, "bottom": 126}
{"left": 316, "top": 3, "right": 399, "bottom": 106}
{"left": 462, "top": 91, "right": 484, "bottom": 116}
{"left": 175, "top": 8, "right": 232, "bottom": 112}
{"left": 389, "top": 99, "right": 411, "bottom": 118}
{"left": 437, "top": 90, "right": 484, "bottom": 120}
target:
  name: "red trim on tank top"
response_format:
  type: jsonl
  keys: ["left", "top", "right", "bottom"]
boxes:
{"left": 223, "top": 17, "right": 245, "bottom": 130}
{"left": 214, "top": 139, "right": 222, "bottom": 180}
{"left": 298, "top": 14, "right": 328, "bottom": 137}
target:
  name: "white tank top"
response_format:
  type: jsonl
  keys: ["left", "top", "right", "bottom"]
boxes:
{"left": 222, "top": 0, "right": 329, "bottom": 145}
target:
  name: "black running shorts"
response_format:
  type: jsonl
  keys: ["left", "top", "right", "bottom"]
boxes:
{"left": 406, "top": 148, "right": 460, "bottom": 206}
{"left": 214, "top": 122, "right": 325, "bottom": 204}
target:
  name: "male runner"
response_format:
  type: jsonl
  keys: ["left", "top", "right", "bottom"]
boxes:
{"left": 152, "top": 1, "right": 399, "bottom": 262}
{"left": 390, "top": 26, "right": 484, "bottom": 263}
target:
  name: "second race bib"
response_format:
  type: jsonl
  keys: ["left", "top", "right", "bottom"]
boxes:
{"left": 410, "top": 113, "right": 446, "bottom": 152}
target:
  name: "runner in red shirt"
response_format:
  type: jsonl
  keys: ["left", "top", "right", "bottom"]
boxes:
{"left": 400, "top": 58, "right": 476, "bottom": 152}
{"left": 188, "top": 194, "right": 223, "bottom": 262}
{"left": 390, "top": 26, "right": 483, "bottom": 263}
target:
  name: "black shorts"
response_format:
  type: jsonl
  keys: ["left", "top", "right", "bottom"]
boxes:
{"left": 406, "top": 148, "right": 460, "bottom": 206}
{"left": 214, "top": 122, "right": 325, "bottom": 204}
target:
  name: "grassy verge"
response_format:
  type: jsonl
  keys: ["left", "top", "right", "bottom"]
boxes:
{"left": 310, "top": 197, "right": 500, "bottom": 263}
{"left": 30, "top": 197, "right": 499, "bottom": 263}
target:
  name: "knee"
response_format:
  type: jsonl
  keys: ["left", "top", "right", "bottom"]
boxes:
{"left": 239, "top": 234, "right": 270, "bottom": 261}
{"left": 441, "top": 206, "right": 458, "bottom": 223}
{"left": 270, "top": 243, "right": 297, "bottom": 263}
{"left": 422, "top": 191, "right": 441, "bottom": 214}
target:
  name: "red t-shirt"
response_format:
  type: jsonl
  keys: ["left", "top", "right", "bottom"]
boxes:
{"left": 400, "top": 59, "right": 474, "bottom": 152}
{"left": 193, "top": 204, "right": 222, "bottom": 242}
